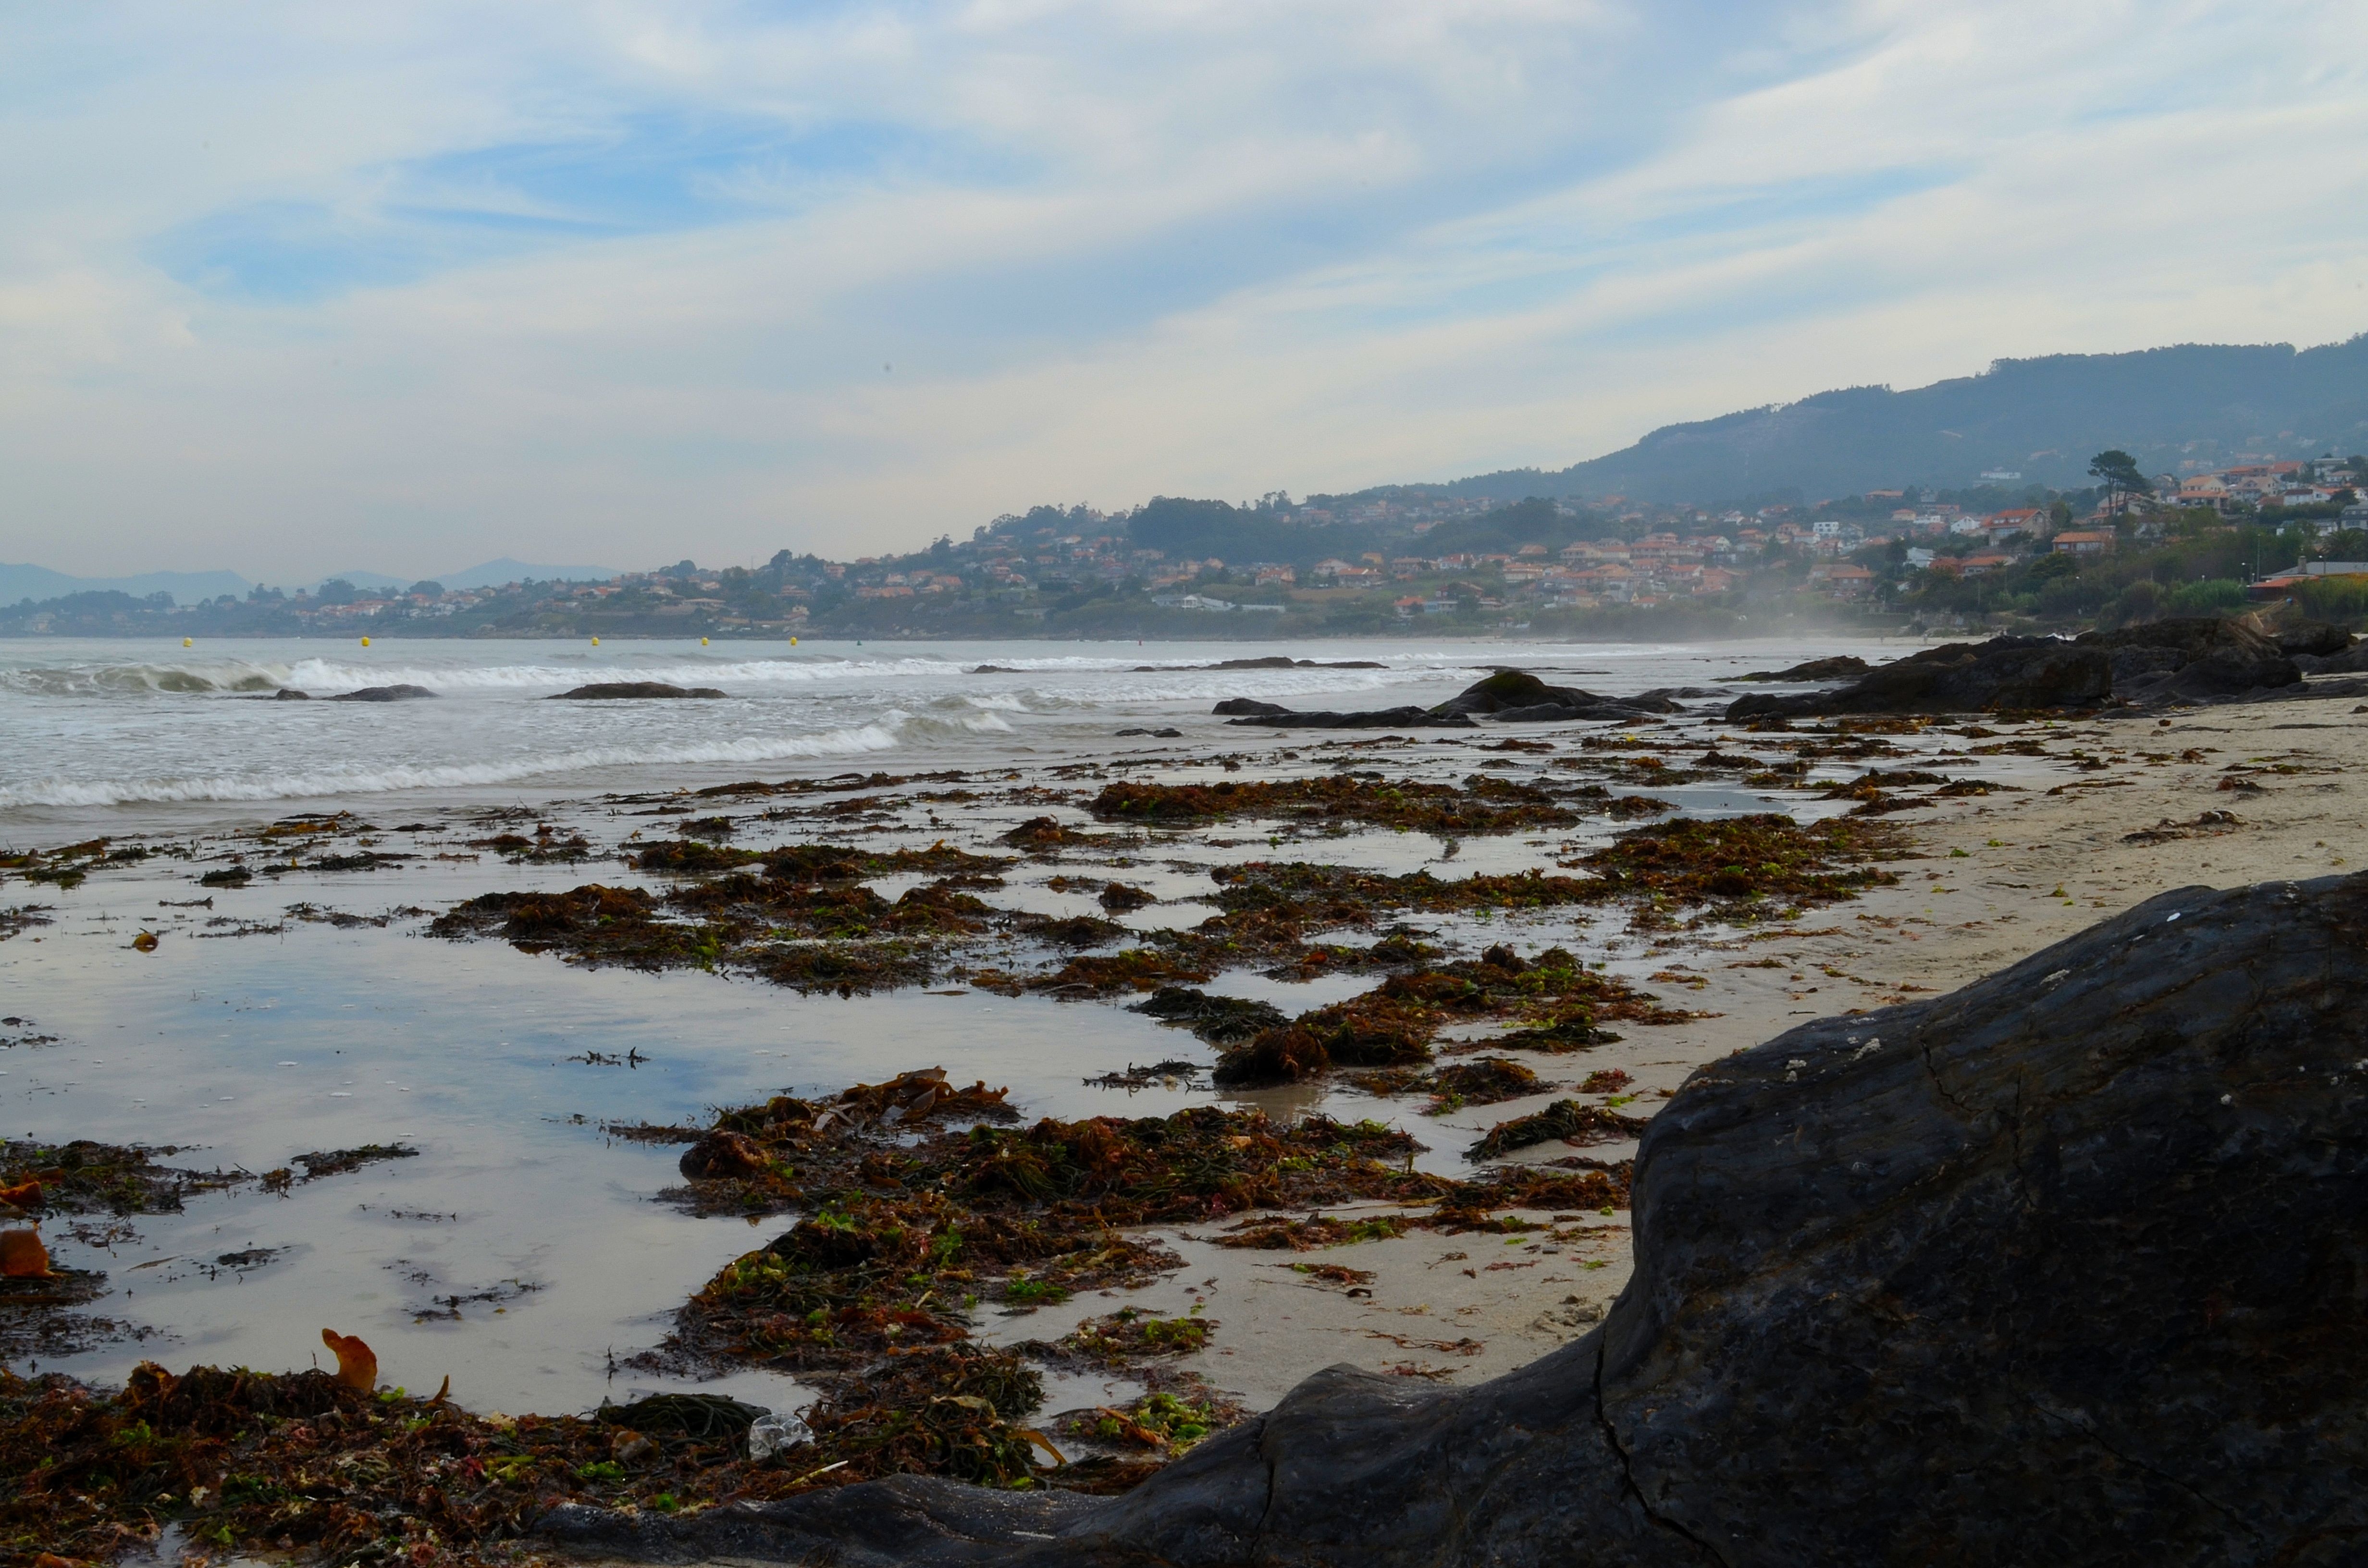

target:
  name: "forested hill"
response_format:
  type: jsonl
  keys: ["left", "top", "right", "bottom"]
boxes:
{"left": 1437, "top": 336, "right": 2368, "bottom": 505}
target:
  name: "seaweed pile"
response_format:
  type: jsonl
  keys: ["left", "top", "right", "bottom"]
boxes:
{"left": 429, "top": 840, "right": 1013, "bottom": 994}
{"left": 1086, "top": 775, "right": 1594, "bottom": 834}
{"left": 0, "top": 1360, "right": 1060, "bottom": 1566}
{"left": 427, "top": 808, "right": 1906, "bottom": 1004}
{"left": 1207, "top": 946, "right": 1694, "bottom": 1088}
{"left": 0, "top": 1049, "right": 1645, "bottom": 1566}
{"left": 0, "top": 838, "right": 153, "bottom": 891}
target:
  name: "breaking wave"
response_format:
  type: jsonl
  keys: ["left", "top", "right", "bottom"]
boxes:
{"left": 0, "top": 711, "right": 1023, "bottom": 808}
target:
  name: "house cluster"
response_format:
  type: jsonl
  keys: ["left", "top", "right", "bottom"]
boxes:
{"left": 2167, "top": 455, "right": 2359, "bottom": 515}
{"left": 1372, "top": 533, "right": 1753, "bottom": 614}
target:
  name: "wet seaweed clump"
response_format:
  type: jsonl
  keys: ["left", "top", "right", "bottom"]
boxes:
{"left": 973, "top": 948, "right": 1218, "bottom": 997}
{"left": 1421, "top": 1058, "right": 1545, "bottom": 1115}
{"left": 634, "top": 1078, "right": 1441, "bottom": 1494}
{"left": 0, "top": 1355, "right": 1089, "bottom": 1566}
{"left": 1211, "top": 948, "right": 1690, "bottom": 1088}
{"left": 0, "top": 1139, "right": 247, "bottom": 1216}
{"left": 431, "top": 859, "right": 1001, "bottom": 994}
{"left": 0, "top": 906, "right": 51, "bottom": 942}
{"left": 1, "top": 838, "right": 151, "bottom": 891}
{"left": 469, "top": 824, "right": 594, "bottom": 862}
{"left": 1086, "top": 776, "right": 1582, "bottom": 835}
{"left": 1465, "top": 1099, "right": 1653, "bottom": 1162}
{"left": 1213, "top": 1213, "right": 1408, "bottom": 1250}
{"left": 1570, "top": 812, "right": 1906, "bottom": 926}
{"left": 999, "top": 817, "right": 1116, "bottom": 852}
{"left": 1129, "top": 986, "right": 1288, "bottom": 1043}
{"left": 657, "top": 1083, "right": 1432, "bottom": 1351}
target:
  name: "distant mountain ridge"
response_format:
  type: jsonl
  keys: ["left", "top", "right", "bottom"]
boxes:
{"left": 1431, "top": 335, "right": 2368, "bottom": 505}
{"left": 0, "top": 564, "right": 253, "bottom": 607}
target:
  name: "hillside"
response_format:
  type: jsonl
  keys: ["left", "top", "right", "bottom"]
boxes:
{"left": 1433, "top": 336, "right": 2368, "bottom": 505}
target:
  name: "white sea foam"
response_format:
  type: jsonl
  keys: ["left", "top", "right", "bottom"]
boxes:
{"left": 0, "top": 723, "right": 922, "bottom": 808}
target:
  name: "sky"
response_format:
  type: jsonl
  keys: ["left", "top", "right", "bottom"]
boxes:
{"left": 2, "top": 0, "right": 2365, "bottom": 583}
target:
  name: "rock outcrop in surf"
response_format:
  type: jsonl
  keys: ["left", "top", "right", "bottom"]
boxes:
{"left": 550, "top": 682, "right": 728, "bottom": 700}
{"left": 1724, "top": 619, "right": 2313, "bottom": 720}
{"left": 1218, "top": 670, "right": 1681, "bottom": 728}
{"left": 541, "top": 872, "right": 2368, "bottom": 1566}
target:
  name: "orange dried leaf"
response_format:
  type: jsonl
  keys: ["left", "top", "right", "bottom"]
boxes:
{"left": 0, "top": 1179, "right": 44, "bottom": 1212}
{"left": 0, "top": 1229, "right": 52, "bottom": 1278}
{"left": 131, "top": 931, "right": 159, "bottom": 953}
{"left": 322, "top": 1327, "right": 377, "bottom": 1392}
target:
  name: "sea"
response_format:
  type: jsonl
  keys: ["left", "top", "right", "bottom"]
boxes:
{"left": 0, "top": 635, "right": 1875, "bottom": 1415}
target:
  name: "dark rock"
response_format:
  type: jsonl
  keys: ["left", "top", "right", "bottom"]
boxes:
{"left": 548, "top": 873, "right": 2368, "bottom": 1566}
{"left": 551, "top": 682, "right": 728, "bottom": 700}
{"left": 1434, "top": 670, "right": 1680, "bottom": 722}
{"left": 323, "top": 684, "right": 437, "bottom": 703}
{"left": 1219, "top": 703, "right": 1471, "bottom": 729}
{"left": 1718, "top": 654, "right": 1872, "bottom": 683}
{"left": 2294, "top": 640, "right": 2368, "bottom": 676}
{"left": 1145, "top": 657, "right": 1388, "bottom": 672}
{"left": 1725, "top": 635, "right": 2110, "bottom": 720}
{"left": 1113, "top": 727, "right": 1184, "bottom": 738}
{"left": 272, "top": 688, "right": 311, "bottom": 700}
{"left": 2077, "top": 617, "right": 2300, "bottom": 699}
{"left": 2275, "top": 620, "right": 2354, "bottom": 658}
{"left": 1220, "top": 671, "right": 1670, "bottom": 729}
{"left": 969, "top": 665, "right": 1019, "bottom": 674}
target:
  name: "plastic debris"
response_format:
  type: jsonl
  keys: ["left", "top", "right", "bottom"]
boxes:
{"left": 748, "top": 1409, "right": 814, "bottom": 1460}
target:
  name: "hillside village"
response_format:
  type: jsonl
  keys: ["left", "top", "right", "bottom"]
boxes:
{"left": 8, "top": 453, "right": 2366, "bottom": 641}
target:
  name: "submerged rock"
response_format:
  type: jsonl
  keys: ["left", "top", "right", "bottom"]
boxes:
{"left": 1725, "top": 634, "right": 2110, "bottom": 720}
{"left": 323, "top": 684, "right": 437, "bottom": 703}
{"left": 547, "top": 873, "right": 2368, "bottom": 1566}
{"left": 552, "top": 682, "right": 728, "bottom": 700}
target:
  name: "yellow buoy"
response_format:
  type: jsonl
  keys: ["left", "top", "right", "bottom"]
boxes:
{"left": 592, "top": 636, "right": 600, "bottom": 647}
{"left": 182, "top": 637, "right": 192, "bottom": 648}
{"left": 701, "top": 637, "right": 709, "bottom": 646}
{"left": 790, "top": 636, "right": 798, "bottom": 646}
{"left": 359, "top": 636, "right": 370, "bottom": 647}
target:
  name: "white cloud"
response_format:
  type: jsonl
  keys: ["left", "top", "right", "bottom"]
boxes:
{"left": 0, "top": 0, "right": 2362, "bottom": 579}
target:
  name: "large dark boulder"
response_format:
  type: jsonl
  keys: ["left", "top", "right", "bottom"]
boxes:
{"left": 541, "top": 875, "right": 2368, "bottom": 1567}
{"left": 2076, "top": 617, "right": 2300, "bottom": 699}
{"left": 2296, "top": 641, "right": 2368, "bottom": 675}
{"left": 2275, "top": 621, "right": 2355, "bottom": 658}
{"left": 1725, "top": 635, "right": 2110, "bottom": 720}
{"left": 323, "top": 683, "right": 437, "bottom": 702}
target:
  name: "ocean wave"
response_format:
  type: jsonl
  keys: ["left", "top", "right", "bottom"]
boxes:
{"left": 3, "top": 659, "right": 297, "bottom": 697}
{"left": 0, "top": 723, "right": 933, "bottom": 808}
